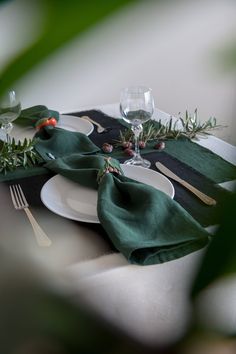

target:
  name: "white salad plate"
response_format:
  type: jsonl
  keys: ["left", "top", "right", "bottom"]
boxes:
{"left": 12, "top": 114, "right": 94, "bottom": 141}
{"left": 40, "top": 164, "right": 175, "bottom": 223}
{"left": 57, "top": 115, "right": 94, "bottom": 135}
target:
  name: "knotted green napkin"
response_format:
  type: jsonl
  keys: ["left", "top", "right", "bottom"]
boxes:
{"left": 45, "top": 154, "right": 210, "bottom": 265}
{"left": 34, "top": 126, "right": 100, "bottom": 161}
{"left": 15, "top": 105, "right": 60, "bottom": 127}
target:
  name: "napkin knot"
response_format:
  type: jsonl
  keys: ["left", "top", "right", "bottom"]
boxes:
{"left": 97, "top": 157, "right": 123, "bottom": 184}
{"left": 16, "top": 105, "right": 60, "bottom": 128}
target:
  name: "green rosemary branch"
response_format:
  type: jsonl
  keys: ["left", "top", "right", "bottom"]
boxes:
{"left": 0, "top": 137, "right": 42, "bottom": 174}
{"left": 116, "top": 109, "right": 222, "bottom": 145}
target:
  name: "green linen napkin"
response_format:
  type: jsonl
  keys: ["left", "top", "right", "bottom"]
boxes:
{"left": 45, "top": 154, "right": 210, "bottom": 265}
{"left": 15, "top": 105, "right": 60, "bottom": 127}
{"left": 0, "top": 123, "right": 100, "bottom": 182}
{"left": 35, "top": 126, "right": 100, "bottom": 161}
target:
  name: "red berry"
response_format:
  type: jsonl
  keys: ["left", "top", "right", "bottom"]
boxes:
{"left": 124, "top": 148, "right": 134, "bottom": 156}
{"left": 122, "top": 141, "right": 133, "bottom": 149}
{"left": 35, "top": 117, "right": 57, "bottom": 130}
{"left": 139, "top": 141, "right": 146, "bottom": 149}
{"left": 154, "top": 141, "right": 165, "bottom": 150}
{"left": 102, "top": 143, "right": 113, "bottom": 153}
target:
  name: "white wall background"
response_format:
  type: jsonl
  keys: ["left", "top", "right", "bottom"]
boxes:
{"left": 1, "top": 0, "right": 236, "bottom": 144}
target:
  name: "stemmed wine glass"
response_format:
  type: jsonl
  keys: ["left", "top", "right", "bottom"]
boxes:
{"left": 0, "top": 90, "right": 21, "bottom": 142}
{"left": 120, "top": 86, "right": 154, "bottom": 168}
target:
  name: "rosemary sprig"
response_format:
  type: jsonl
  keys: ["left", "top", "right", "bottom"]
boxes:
{"left": 116, "top": 109, "right": 222, "bottom": 145}
{"left": 0, "top": 137, "right": 42, "bottom": 174}
{"left": 178, "top": 109, "right": 221, "bottom": 139}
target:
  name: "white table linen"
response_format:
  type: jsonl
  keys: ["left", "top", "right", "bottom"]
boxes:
{"left": 4, "top": 103, "right": 236, "bottom": 346}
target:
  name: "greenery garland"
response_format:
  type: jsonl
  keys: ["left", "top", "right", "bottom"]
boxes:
{"left": 116, "top": 109, "right": 222, "bottom": 145}
{"left": 0, "top": 137, "right": 42, "bottom": 174}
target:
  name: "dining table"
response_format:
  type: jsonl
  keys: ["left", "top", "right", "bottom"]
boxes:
{"left": 1, "top": 102, "right": 236, "bottom": 348}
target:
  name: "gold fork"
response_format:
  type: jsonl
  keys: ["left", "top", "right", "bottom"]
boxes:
{"left": 81, "top": 115, "right": 110, "bottom": 133}
{"left": 9, "top": 184, "right": 52, "bottom": 247}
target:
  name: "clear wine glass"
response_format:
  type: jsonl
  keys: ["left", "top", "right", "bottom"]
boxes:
{"left": 120, "top": 86, "right": 154, "bottom": 168}
{"left": 0, "top": 90, "right": 21, "bottom": 142}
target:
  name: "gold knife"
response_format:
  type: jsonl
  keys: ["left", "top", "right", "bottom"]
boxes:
{"left": 155, "top": 162, "right": 216, "bottom": 206}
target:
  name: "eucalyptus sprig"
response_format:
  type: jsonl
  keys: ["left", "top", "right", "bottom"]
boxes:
{"left": 0, "top": 137, "right": 42, "bottom": 174}
{"left": 116, "top": 109, "right": 222, "bottom": 145}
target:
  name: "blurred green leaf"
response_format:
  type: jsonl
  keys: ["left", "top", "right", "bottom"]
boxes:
{"left": 219, "top": 43, "right": 236, "bottom": 72}
{"left": 191, "top": 190, "right": 236, "bottom": 297}
{"left": 0, "top": 0, "right": 136, "bottom": 96}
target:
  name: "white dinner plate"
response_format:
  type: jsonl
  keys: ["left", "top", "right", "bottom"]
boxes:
{"left": 12, "top": 114, "right": 94, "bottom": 141}
{"left": 40, "top": 165, "right": 175, "bottom": 223}
{"left": 57, "top": 115, "right": 94, "bottom": 135}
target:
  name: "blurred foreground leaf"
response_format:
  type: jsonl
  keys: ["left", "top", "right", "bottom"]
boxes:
{"left": 191, "top": 190, "right": 236, "bottom": 297}
{"left": 220, "top": 43, "right": 236, "bottom": 72}
{"left": 0, "top": 252, "right": 154, "bottom": 354}
{"left": 0, "top": 0, "right": 136, "bottom": 97}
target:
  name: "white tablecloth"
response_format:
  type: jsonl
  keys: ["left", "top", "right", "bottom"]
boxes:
{"left": 62, "top": 104, "right": 236, "bottom": 346}
{"left": 3, "top": 103, "right": 236, "bottom": 347}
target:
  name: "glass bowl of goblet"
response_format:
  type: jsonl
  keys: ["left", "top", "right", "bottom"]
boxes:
{"left": 0, "top": 90, "right": 21, "bottom": 142}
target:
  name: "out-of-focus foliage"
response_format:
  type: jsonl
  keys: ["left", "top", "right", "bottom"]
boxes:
{"left": 220, "top": 42, "right": 236, "bottom": 72}
{"left": 191, "top": 190, "right": 236, "bottom": 297}
{"left": 0, "top": 0, "right": 136, "bottom": 97}
{"left": 0, "top": 254, "right": 152, "bottom": 354}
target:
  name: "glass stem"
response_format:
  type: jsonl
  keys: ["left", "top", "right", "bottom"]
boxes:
{"left": 1, "top": 123, "right": 13, "bottom": 143}
{"left": 131, "top": 124, "right": 143, "bottom": 158}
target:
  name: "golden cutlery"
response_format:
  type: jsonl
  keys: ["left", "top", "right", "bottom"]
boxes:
{"left": 155, "top": 162, "right": 216, "bottom": 206}
{"left": 81, "top": 115, "right": 110, "bottom": 133}
{"left": 9, "top": 184, "right": 52, "bottom": 246}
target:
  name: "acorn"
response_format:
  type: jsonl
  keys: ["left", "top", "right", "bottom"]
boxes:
{"left": 124, "top": 148, "right": 134, "bottom": 156}
{"left": 122, "top": 141, "right": 133, "bottom": 149}
{"left": 139, "top": 141, "right": 146, "bottom": 149}
{"left": 102, "top": 143, "right": 113, "bottom": 153}
{"left": 154, "top": 141, "right": 165, "bottom": 150}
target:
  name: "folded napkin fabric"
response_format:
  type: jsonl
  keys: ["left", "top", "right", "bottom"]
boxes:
{"left": 35, "top": 126, "right": 100, "bottom": 161}
{"left": 45, "top": 154, "right": 210, "bottom": 265}
{"left": 16, "top": 105, "right": 60, "bottom": 127}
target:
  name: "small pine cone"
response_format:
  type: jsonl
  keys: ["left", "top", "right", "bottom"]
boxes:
{"left": 139, "top": 141, "right": 146, "bottom": 149}
{"left": 154, "top": 141, "right": 165, "bottom": 150}
{"left": 124, "top": 148, "right": 134, "bottom": 156}
{"left": 102, "top": 143, "right": 113, "bottom": 153}
{"left": 122, "top": 141, "right": 133, "bottom": 149}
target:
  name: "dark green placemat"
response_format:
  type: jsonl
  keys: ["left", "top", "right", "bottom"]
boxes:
{"left": 163, "top": 138, "right": 236, "bottom": 184}
{"left": 73, "top": 110, "right": 236, "bottom": 184}
{"left": 1, "top": 109, "right": 235, "bottom": 229}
